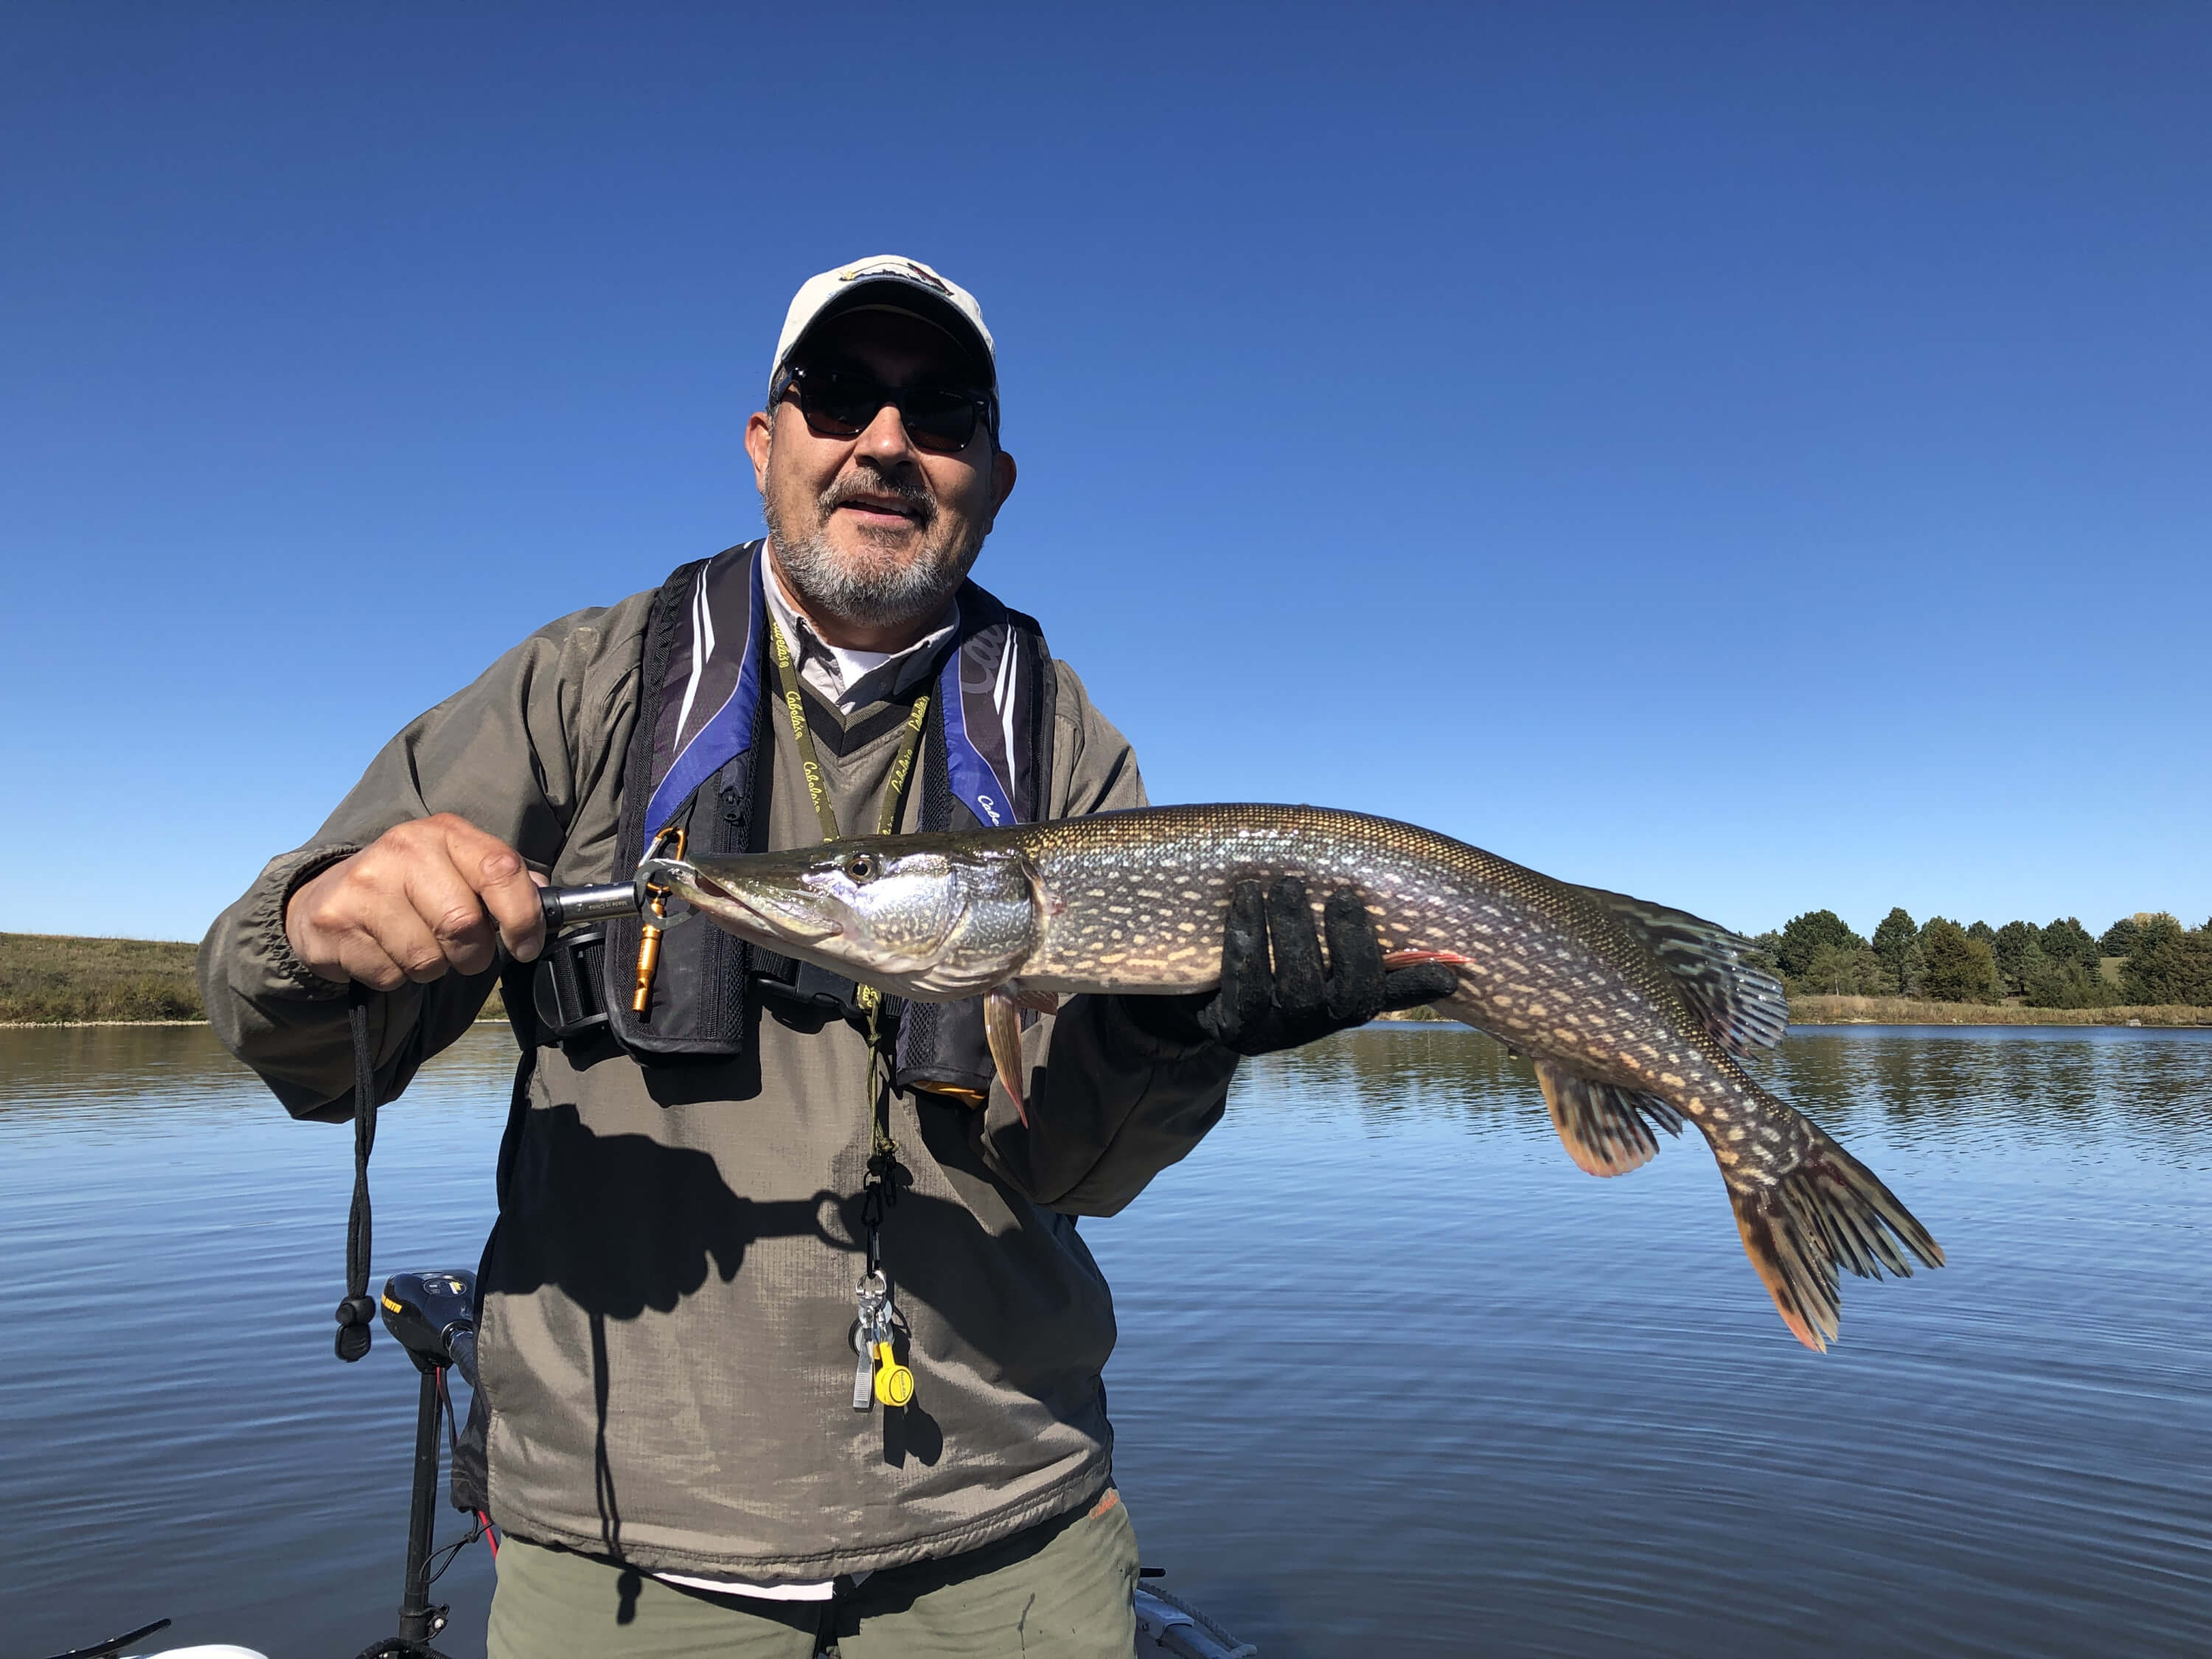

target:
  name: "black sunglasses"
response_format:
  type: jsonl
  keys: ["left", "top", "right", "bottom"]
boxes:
{"left": 777, "top": 365, "right": 994, "bottom": 454}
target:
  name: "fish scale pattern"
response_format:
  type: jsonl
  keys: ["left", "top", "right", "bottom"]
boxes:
{"left": 682, "top": 803, "right": 1944, "bottom": 1349}
{"left": 1012, "top": 804, "right": 1941, "bottom": 1349}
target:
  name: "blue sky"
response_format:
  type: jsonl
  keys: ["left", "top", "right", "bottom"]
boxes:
{"left": 4, "top": 3, "right": 2206, "bottom": 944}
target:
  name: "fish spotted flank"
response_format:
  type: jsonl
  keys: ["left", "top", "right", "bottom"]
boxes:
{"left": 667, "top": 804, "right": 1943, "bottom": 1351}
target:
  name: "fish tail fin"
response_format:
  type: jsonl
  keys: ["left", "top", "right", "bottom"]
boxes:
{"left": 1726, "top": 1112, "right": 1945, "bottom": 1352}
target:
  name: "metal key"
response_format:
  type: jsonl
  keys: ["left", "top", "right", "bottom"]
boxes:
{"left": 854, "top": 1273, "right": 888, "bottom": 1410}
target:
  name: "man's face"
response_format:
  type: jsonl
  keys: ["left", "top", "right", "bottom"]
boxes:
{"left": 745, "top": 308, "right": 1018, "bottom": 643}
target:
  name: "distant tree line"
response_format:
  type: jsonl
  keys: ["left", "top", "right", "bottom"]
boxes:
{"left": 1750, "top": 909, "right": 2212, "bottom": 1008}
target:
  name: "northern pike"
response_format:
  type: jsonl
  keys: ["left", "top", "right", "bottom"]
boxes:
{"left": 656, "top": 804, "right": 1944, "bottom": 1350}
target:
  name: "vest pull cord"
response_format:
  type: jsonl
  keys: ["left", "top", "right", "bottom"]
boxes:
{"left": 335, "top": 980, "right": 380, "bottom": 1363}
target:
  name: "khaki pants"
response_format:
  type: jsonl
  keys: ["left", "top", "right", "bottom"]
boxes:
{"left": 486, "top": 1489, "right": 1139, "bottom": 1659}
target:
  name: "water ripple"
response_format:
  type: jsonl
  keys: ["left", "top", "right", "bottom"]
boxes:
{"left": 1, "top": 1023, "right": 2208, "bottom": 1656}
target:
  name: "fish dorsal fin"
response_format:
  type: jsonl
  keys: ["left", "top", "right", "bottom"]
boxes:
{"left": 1533, "top": 1062, "right": 1685, "bottom": 1177}
{"left": 1571, "top": 886, "right": 1790, "bottom": 1058}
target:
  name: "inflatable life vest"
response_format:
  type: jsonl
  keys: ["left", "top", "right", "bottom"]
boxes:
{"left": 531, "top": 540, "right": 1056, "bottom": 1100}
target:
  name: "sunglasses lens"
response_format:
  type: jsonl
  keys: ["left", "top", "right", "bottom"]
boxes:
{"left": 899, "top": 389, "right": 980, "bottom": 453}
{"left": 795, "top": 371, "right": 877, "bottom": 438}
{"left": 792, "top": 372, "right": 981, "bottom": 451}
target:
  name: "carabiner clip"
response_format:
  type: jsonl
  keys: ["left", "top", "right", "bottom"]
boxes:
{"left": 631, "top": 827, "right": 687, "bottom": 1015}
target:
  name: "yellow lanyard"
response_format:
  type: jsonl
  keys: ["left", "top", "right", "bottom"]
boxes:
{"left": 766, "top": 616, "right": 928, "bottom": 847}
{"left": 764, "top": 612, "right": 926, "bottom": 1048}
{"left": 767, "top": 616, "right": 932, "bottom": 1413}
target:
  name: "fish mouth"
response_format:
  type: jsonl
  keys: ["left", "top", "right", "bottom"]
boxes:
{"left": 678, "top": 871, "right": 844, "bottom": 945}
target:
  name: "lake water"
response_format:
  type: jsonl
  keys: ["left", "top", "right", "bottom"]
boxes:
{"left": 2, "top": 1023, "right": 2207, "bottom": 1658}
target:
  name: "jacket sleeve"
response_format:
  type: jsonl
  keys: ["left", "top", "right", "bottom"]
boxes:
{"left": 196, "top": 596, "right": 652, "bottom": 1122}
{"left": 972, "top": 662, "right": 1240, "bottom": 1216}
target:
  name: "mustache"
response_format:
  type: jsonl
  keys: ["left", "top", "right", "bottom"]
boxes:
{"left": 819, "top": 470, "right": 937, "bottom": 526}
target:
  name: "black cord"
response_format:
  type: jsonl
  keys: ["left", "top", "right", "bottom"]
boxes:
{"left": 335, "top": 982, "right": 380, "bottom": 1362}
{"left": 422, "top": 1368, "right": 490, "bottom": 1583}
{"left": 434, "top": 1366, "right": 500, "bottom": 1568}
{"left": 423, "top": 1515, "right": 489, "bottom": 1587}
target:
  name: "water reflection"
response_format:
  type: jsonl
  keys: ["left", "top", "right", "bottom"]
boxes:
{"left": 1253, "top": 1022, "right": 2212, "bottom": 1170}
{"left": 2, "top": 1022, "right": 2208, "bottom": 1658}
{"left": 1263, "top": 1025, "right": 1530, "bottom": 1127}
{"left": 1769, "top": 1029, "right": 2212, "bottom": 1166}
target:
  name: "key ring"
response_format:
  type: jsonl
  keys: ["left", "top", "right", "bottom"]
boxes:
{"left": 633, "top": 851, "right": 703, "bottom": 932}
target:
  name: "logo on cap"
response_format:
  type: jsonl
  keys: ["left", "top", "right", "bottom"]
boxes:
{"left": 837, "top": 258, "right": 952, "bottom": 296}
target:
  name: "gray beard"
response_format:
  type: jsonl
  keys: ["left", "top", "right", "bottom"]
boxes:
{"left": 763, "top": 489, "right": 982, "bottom": 633}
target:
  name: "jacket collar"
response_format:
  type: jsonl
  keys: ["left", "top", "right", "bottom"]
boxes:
{"left": 760, "top": 546, "right": 958, "bottom": 714}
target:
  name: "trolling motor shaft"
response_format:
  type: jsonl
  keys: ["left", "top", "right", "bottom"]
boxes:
{"left": 369, "top": 1270, "right": 480, "bottom": 1659}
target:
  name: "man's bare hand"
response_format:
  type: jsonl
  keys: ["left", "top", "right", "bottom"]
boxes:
{"left": 285, "top": 814, "right": 546, "bottom": 990}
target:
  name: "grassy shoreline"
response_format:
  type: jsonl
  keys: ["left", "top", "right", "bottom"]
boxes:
{"left": 1381, "top": 996, "right": 2211, "bottom": 1029}
{"left": 1784, "top": 993, "right": 2210, "bottom": 1027}
{"left": 1, "top": 933, "right": 204, "bottom": 1024}
{"left": 0, "top": 932, "right": 515, "bottom": 1026}
{"left": 6, "top": 933, "right": 2206, "bottom": 1030}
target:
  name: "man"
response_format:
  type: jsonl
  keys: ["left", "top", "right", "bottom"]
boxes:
{"left": 201, "top": 255, "right": 1450, "bottom": 1657}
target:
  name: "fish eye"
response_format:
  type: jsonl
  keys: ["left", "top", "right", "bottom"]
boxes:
{"left": 844, "top": 852, "right": 877, "bottom": 882}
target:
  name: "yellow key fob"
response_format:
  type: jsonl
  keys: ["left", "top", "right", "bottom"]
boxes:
{"left": 872, "top": 1341, "right": 914, "bottom": 1408}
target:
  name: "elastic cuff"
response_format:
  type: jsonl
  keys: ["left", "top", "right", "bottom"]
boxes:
{"left": 254, "top": 843, "right": 364, "bottom": 998}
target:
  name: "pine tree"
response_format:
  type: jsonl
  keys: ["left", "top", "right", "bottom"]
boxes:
{"left": 1776, "top": 911, "right": 1866, "bottom": 981}
{"left": 1800, "top": 942, "right": 1888, "bottom": 995}
{"left": 1871, "top": 908, "right": 1919, "bottom": 995}
{"left": 1919, "top": 919, "right": 1998, "bottom": 1004}
{"left": 2039, "top": 917, "right": 2098, "bottom": 968}
{"left": 2121, "top": 916, "right": 2212, "bottom": 1006}
{"left": 1992, "top": 922, "right": 2044, "bottom": 997}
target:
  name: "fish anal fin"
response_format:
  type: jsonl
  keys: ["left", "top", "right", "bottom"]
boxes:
{"left": 1532, "top": 1062, "right": 1682, "bottom": 1177}
{"left": 984, "top": 987, "right": 1031, "bottom": 1127}
{"left": 1571, "top": 885, "right": 1790, "bottom": 1059}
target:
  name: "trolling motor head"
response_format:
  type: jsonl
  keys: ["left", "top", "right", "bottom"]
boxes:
{"left": 379, "top": 1270, "right": 477, "bottom": 1384}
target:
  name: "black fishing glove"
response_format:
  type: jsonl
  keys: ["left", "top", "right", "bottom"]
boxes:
{"left": 1119, "top": 877, "right": 1459, "bottom": 1057}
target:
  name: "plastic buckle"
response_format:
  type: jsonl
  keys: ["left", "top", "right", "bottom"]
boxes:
{"left": 754, "top": 961, "right": 889, "bottom": 1033}
{"left": 532, "top": 922, "right": 610, "bottom": 1041}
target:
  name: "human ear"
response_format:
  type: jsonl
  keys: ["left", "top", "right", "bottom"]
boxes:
{"left": 744, "top": 410, "right": 774, "bottom": 496}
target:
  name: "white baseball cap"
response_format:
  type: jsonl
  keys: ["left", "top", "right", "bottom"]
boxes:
{"left": 769, "top": 255, "right": 997, "bottom": 400}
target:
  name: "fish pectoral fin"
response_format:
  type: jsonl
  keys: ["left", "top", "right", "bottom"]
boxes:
{"left": 1381, "top": 950, "right": 1470, "bottom": 970}
{"left": 1568, "top": 884, "right": 1790, "bottom": 1059}
{"left": 984, "top": 988, "right": 1030, "bottom": 1128}
{"left": 1532, "top": 1062, "right": 1683, "bottom": 1177}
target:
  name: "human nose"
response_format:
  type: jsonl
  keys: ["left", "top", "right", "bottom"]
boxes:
{"left": 854, "top": 398, "right": 919, "bottom": 465}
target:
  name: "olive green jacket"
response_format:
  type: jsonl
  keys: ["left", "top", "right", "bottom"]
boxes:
{"left": 198, "top": 585, "right": 1237, "bottom": 1581}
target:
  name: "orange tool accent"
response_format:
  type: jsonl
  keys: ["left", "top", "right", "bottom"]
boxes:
{"left": 630, "top": 827, "right": 686, "bottom": 1016}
